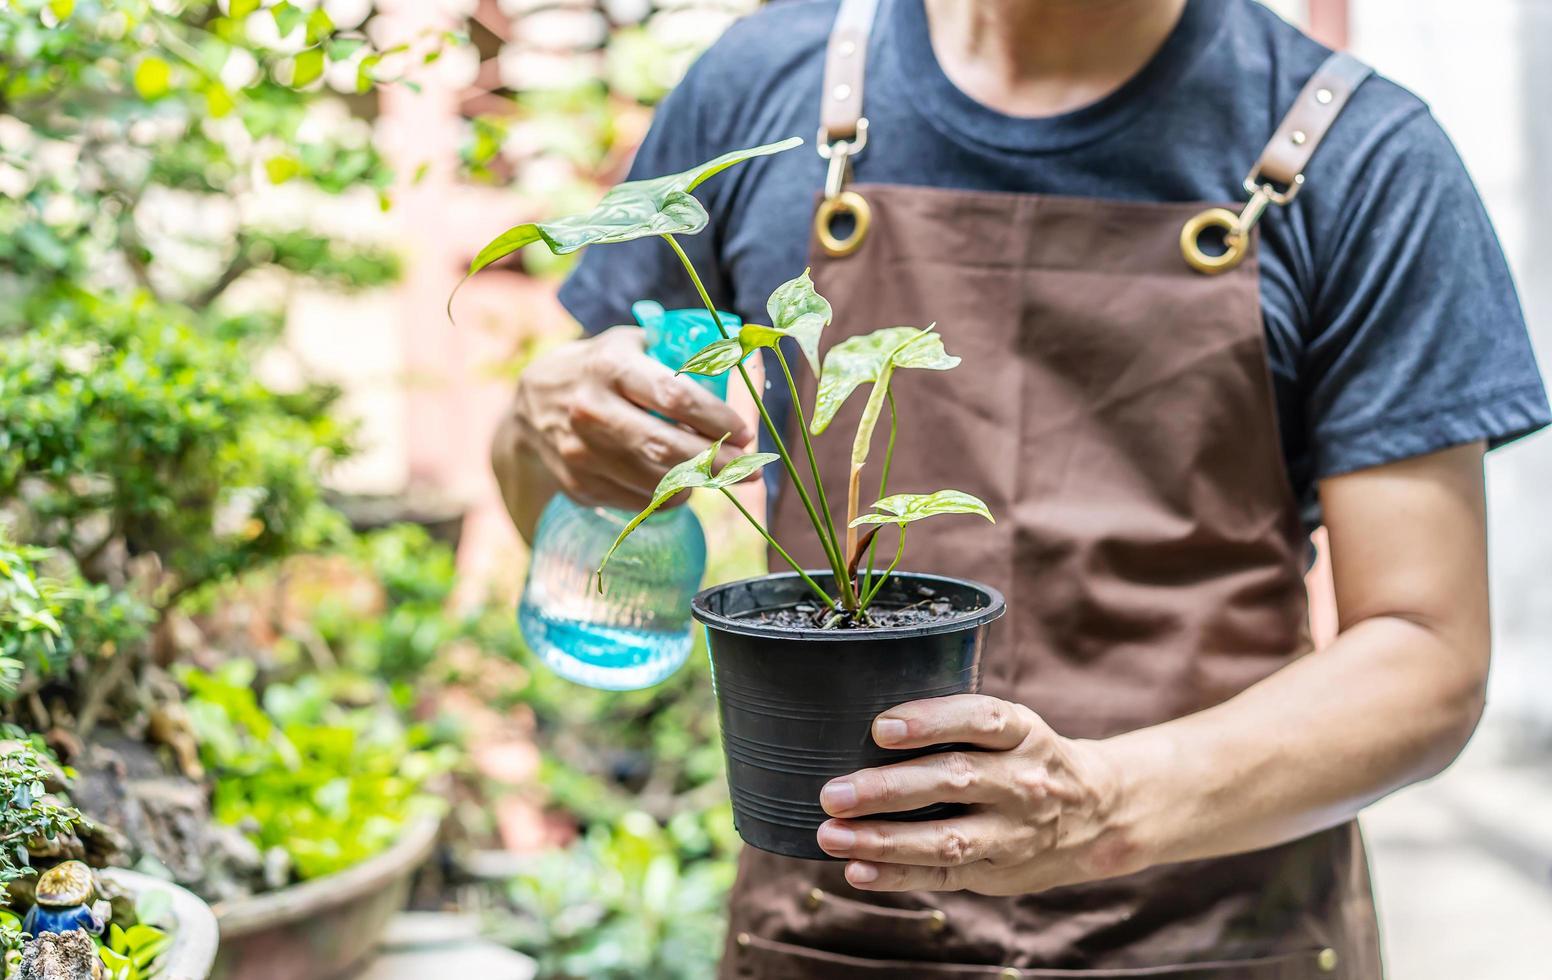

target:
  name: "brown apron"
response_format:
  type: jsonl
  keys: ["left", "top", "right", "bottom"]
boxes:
{"left": 719, "top": 3, "right": 1383, "bottom": 978}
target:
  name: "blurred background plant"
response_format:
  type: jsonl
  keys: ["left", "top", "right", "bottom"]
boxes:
{"left": 2, "top": 1, "right": 764, "bottom": 977}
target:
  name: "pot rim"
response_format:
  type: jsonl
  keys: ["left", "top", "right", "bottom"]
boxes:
{"left": 209, "top": 808, "right": 442, "bottom": 937}
{"left": 691, "top": 570, "right": 1005, "bottom": 642}
{"left": 97, "top": 869, "right": 219, "bottom": 980}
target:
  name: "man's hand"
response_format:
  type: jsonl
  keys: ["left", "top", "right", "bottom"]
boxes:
{"left": 814, "top": 443, "right": 1491, "bottom": 896}
{"left": 816, "top": 694, "right": 1132, "bottom": 895}
{"left": 492, "top": 326, "right": 752, "bottom": 540}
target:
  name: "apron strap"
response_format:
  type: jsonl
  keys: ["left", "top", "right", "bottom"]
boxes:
{"left": 813, "top": 0, "right": 881, "bottom": 257}
{"left": 1252, "top": 51, "right": 1373, "bottom": 191}
{"left": 1181, "top": 50, "right": 1373, "bottom": 274}
{"left": 819, "top": 0, "right": 880, "bottom": 143}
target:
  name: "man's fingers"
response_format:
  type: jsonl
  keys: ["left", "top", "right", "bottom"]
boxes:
{"left": 816, "top": 812, "right": 1020, "bottom": 866}
{"left": 871, "top": 695, "right": 1037, "bottom": 751}
{"left": 842, "top": 859, "right": 980, "bottom": 893}
{"left": 613, "top": 351, "right": 752, "bottom": 445}
{"left": 570, "top": 392, "right": 742, "bottom": 492}
{"left": 820, "top": 751, "right": 1001, "bottom": 817}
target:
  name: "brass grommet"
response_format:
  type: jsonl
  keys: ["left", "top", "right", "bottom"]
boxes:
{"left": 1179, "top": 206, "right": 1249, "bottom": 275}
{"left": 926, "top": 909, "right": 947, "bottom": 933}
{"left": 737, "top": 932, "right": 751, "bottom": 948}
{"left": 1291, "top": 129, "right": 1308, "bottom": 145}
{"left": 1317, "top": 947, "right": 1339, "bottom": 972}
{"left": 806, "top": 887, "right": 824, "bottom": 910}
{"left": 999, "top": 969, "right": 1022, "bottom": 980}
{"left": 1316, "top": 87, "right": 1334, "bottom": 104}
{"left": 814, "top": 190, "right": 871, "bottom": 258}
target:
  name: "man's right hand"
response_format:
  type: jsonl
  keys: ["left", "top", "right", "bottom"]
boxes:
{"left": 492, "top": 326, "right": 754, "bottom": 541}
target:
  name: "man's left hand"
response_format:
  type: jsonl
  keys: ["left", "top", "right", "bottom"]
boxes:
{"left": 816, "top": 694, "right": 1139, "bottom": 895}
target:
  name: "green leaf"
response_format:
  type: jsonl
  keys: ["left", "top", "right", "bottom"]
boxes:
{"left": 132, "top": 887, "right": 172, "bottom": 929}
{"left": 848, "top": 490, "right": 994, "bottom": 527}
{"left": 132, "top": 57, "right": 171, "bottom": 99}
{"left": 292, "top": 48, "right": 325, "bottom": 87}
{"left": 264, "top": 156, "right": 301, "bottom": 184}
{"left": 327, "top": 37, "right": 365, "bottom": 61}
{"left": 48, "top": 0, "right": 74, "bottom": 19}
{"left": 677, "top": 337, "right": 744, "bottom": 378}
{"left": 356, "top": 53, "right": 382, "bottom": 93}
{"left": 204, "top": 82, "right": 236, "bottom": 118}
{"left": 712, "top": 452, "right": 780, "bottom": 486}
{"left": 465, "top": 137, "right": 802, "bottom": 276}
{"left": 809, "top": 326, "right": 959, "bottom": 471}
{"left": 595, "top": 440, "right": 778, "bottom": 589}
{"left": 305, "top": 8, "right": 334, "bottom": 44}
{"left": 811, "top": 326, "right": 956, "bottom": 437}
{"left": 677, "top": 271, "right": 830, "bottom": 378}
{"left": 271, "top": 0, "right": 304, "bottom": 36}
{"left": 229, "top": 0, "right": 260, "bottom": 17}
{"left": 763, "top": 269, "right": 830, "bottom": 373}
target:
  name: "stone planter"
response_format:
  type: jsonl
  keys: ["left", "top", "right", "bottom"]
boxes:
{"left": 97, "top": 869, "right": 220, "bottom": 980}
{"left": 207, "top": 813, "right": 441, "bottom": 980}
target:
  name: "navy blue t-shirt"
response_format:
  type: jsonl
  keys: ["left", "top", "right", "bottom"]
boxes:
{"left": 559, "top": 0, "right": 1549, "bottom": 528}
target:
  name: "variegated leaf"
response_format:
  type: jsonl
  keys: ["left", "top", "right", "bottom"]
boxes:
{"left": 848, "top": 490, "right": 995, "bottom": 527}
{"left": 763, "top": 269, "right": 830, "bottom": 373}
{"left": 595, "top": 440, "right": 779, "bottom": 588}
{"left": 810, "top": 326, "right": 958, "bottom": 437}
{"left": 462, "top": 137, "right": 803, "bottom": 276}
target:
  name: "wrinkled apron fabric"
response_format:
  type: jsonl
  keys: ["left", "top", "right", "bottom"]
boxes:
{"left": 718, "top": 185, "right": 1382, "bottom": 978}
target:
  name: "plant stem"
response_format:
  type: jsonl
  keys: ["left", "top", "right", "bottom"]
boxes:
{"left": 774, "top": 347, "right": 844, "bottom": 574}
{"left": 661, "top": 234, "right": 855, "bottom": 607}
{"left": 720, "top": 490, "right": 836, "bottom": 609}
{"left": 862, "top": 390, "right": 898, "bottom": 596}
{"left": 860, "top": 526, "right": 906, "bottom": 610}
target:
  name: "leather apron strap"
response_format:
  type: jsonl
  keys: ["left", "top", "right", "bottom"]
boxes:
{"left": 1181, "top": 50, "right": 1373, "bottom": 273}
{"left": 819, "top": 0, "right": 878, "bottom": 141}
{"left": 813, "top": 0, "right": 882, "bottom": 258}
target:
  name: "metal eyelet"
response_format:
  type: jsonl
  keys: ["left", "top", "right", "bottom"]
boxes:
{"left": 815, "top": 190, "right": 871, "bottom": 258}
{"left": 1179, "top": 207, "right": 1249, "bottom": 274}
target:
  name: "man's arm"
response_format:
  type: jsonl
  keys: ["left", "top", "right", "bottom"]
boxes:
{"left": 1101, "top": 439, "right": 1488, "bottom": 867}
{"left": 811, "top": 442, "right": 1489, "bottom": 894}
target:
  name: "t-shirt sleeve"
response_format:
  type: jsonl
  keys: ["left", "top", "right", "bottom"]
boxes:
{"left": 1302, "top": 105, "right": 1549, "bottom": 478}
{"left": 556, "top": 55, "right": 731, "bottom": 336}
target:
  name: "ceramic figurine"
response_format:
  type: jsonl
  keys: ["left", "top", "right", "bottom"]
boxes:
{"left": 21, "top": 861, "right": 107, "bottom": 937}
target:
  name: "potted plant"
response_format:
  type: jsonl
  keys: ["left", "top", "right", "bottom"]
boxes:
{"left": 461, "top": 138, "right": 1005, "bottom": 859}
{"left": 1, "top": 737, "right": 218, "bottom": 980}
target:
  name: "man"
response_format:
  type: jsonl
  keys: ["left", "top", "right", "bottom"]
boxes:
{"left": 492, "top": 0, "right": 1549, "bottom": 975}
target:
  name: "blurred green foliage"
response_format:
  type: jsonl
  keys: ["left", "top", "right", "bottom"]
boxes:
{"left": 0, "top": 0, "right": 423, "bottom": 613}
{"left": 490, "top": 806, "right": 739, "bottom": 980}
{"left": 0, "top": 534, "right": 152, "bottom": 716}
{"left": 0, "top": 293, "right": 351, "bottom": 610}
{"left": 309, "top": 524, "right": 464, "bottom": 684}
{"left": 98, "top": 920, "right": 171, "bottom": 980}
{"left": 0, "top": 745, "right": 82, "bottom": 893}
{"left": 0, "top": 0, "right": 404, "bottom": 308}
{"left": 182, "top": 659, "right": 454, "bottom": 882}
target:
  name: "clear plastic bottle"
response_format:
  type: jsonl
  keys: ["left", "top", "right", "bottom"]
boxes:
{"left": 517, "top": 301, "right": 740, "bottom": 690}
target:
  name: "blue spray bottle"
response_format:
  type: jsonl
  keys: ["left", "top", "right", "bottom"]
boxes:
{"left": 517, "top": 301, "right": 741, "bottom": 690}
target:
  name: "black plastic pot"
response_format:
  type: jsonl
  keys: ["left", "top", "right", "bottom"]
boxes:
{"left": 691, "top": 571, "right": 1005, "bottom": 861}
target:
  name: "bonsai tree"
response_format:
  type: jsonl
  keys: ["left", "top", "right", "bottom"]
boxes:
{"left": 0, "top": 744, "right": 82, "bottom": 898}
{"left": 0, "top": 0, "right": 406, "bottom": 321}
{"left": 458, "top": 139, "right": 992, "bottom": 624}
{"left": 0, "top": 292, "right": 351, "bottom": 624}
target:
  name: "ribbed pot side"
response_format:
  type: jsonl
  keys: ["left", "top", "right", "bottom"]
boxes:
{"left": 691, "top": 571, "right": 1006, "bottom": 861}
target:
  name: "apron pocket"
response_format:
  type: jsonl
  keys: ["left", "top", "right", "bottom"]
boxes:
{"left": 727, "top": 933, "right": 1346, "bottom": 980}
{"left": 797, "top": 887, "right": 956, "bottom": 960}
